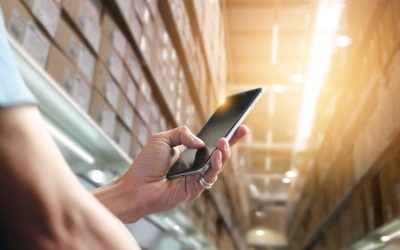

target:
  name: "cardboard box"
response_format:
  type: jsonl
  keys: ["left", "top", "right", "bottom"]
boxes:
{"left": 21, "top": 0, "right": 60, "bottom": 37}
{"left": 153, "top": 23, "right": 164, "bottom": 62}
{"left": 147, "top": 0, "right": 158, "bottom": 18}
{"left": 124, "top": 45, "right": 143, "bottom": 85}
{"left": 133, "top": 0, "right": 147, "bottom": 23}
{"left": 46, "top": 45, "right": 91, "bottom": 111}
{"left": 135, "top": 91, "right": 151, "bottom": 125}
{"left": 62, "top": 0, "right": 101, "bottom": 52}
{"left": 143, "top": 11, "right": 154, "bottom": 39}
{"left": 117, "top": 94, "right": 134, "bottom": 130}
{"left": 98, "top": 34, "right": 124, "bottom": 84}
{"left": 159, "top": 116, "right": 167, "bottom": 131}
{"left": 101, "top": 11, "right": 126, "bottom": 58}
{"left": 138, "top": 76, "right": 152, "bottom": 102}
{"left": 89, "top": 89, "right": 116, "bottom": 137}
{"left": 137, "top": 126, "right": 150, "bottom": 147}
{"left": 152, "top": 48, "right": 164, "bottom": 86}
{"left": 1, "top": 0, "right": 31, "bottom": 43}
{"left": 53, "top": 18, "right": 95, "bottom": 82}
{"left": 130, "top": 133, "right": 142, "bottom": 159}
{"left": 114, "top": 0, "right": 132, "bottom": 22}
{"left": 93, "top": 61, "right": 120, "bottom": 110}
{"left": 133, "top": 112, "right": 149, "bottom": 145}
{"left": 128, "top": 6, "right": 141, "bottom": 45}
{"left": 83, "top": 0, "right": 102, "bottom": 23}
{"left": 113, "top": 121, "right": 131, "bottom": 154}
{"left": 149, "top": 96, "right": 160, "bottom": 121}
{"left": 1, "top": 0, "right": 50, "bottom": 67}
{"left": 139, "top": 34, "right": 151, "bottom": 67}
{"left": 148, "top": 119, "right": 159, "bottom": 135}
{"left": 121, "top": 68, "right": 137, "bottom": 107}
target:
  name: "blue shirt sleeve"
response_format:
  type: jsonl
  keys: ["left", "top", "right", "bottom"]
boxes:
{"left": 0, "top": 7, "right": 37, "bottom": 107}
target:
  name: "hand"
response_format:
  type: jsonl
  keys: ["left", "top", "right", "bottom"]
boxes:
{"left": 93, "top": 125, "right": 248, "bottom": 223}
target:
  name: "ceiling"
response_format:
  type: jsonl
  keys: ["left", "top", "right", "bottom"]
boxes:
{"left": 224, "top": 0, "right": 315, "bottom": 236}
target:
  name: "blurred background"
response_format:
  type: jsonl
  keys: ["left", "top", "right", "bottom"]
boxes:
{"left": 1, "top": 0, "right": 400, "bottom": 249}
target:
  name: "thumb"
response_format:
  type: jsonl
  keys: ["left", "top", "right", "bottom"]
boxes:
{"left": 159, "top": 126, "right": 204, "bottom": 148}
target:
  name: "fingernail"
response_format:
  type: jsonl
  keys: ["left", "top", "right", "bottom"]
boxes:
{"left": 192, "top": 136, "right": 205, "bottom": 145}
{"left": 217, "top": 151, "right": 222, "bottom": 165}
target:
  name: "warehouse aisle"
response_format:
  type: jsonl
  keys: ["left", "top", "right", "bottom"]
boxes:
{"left": 1, "top": 0, "right": 400, "bottom": 249}
{"left": 225, "top": 0, "right": 400, "bottom": 249}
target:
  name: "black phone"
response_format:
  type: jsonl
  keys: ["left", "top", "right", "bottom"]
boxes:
{"left": 166, "top": 88, "right": 265, "bottom": 179}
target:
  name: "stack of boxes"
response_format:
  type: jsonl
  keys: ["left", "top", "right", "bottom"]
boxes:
{"left": 190, "top": 0, "right": 226, "bottom": 95}
{"left": 114, "top": 0, "right": 201, "bottom": 134}
{"left": 0, "top": 0, "right": 169, "bottom": 159}
{"left": 160, "top": 0, "right": 211, "bottom": 120}
{"left": 288, "top": 0, "right": 400, "bottom": 249}
{"left": 1, "top": 0, "right": 52, "bottom": 67}
{"left": 62, "top": 0, "right": 101, "bottom": 53}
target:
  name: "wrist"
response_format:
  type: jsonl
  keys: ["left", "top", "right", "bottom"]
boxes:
{"left": 92, "top": 177, "right": 144, "bottom": 223}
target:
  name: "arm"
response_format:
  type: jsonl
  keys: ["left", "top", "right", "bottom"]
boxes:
{"left": 0, "top": 106, "right": 140, "bottom": 249}
{"left": 93, "top": 125, "right": 248, "bottom": 223}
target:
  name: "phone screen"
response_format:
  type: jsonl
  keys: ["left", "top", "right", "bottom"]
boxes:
{"left": 167, "top": 88, "right": 262, "bottom": 177}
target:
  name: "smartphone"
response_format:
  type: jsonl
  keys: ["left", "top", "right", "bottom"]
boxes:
{"left": 166, "top": 88, "right": 265, "bottom": 179}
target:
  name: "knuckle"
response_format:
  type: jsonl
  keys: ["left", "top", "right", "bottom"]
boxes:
{"left": 150, "top": 132, "right": 163, "bottom": 141}
{"left": 179, "top": 125, "right": 190, "bottom": 133}
{"left": 153, "top": 132, "right": 163, "bottom": 137}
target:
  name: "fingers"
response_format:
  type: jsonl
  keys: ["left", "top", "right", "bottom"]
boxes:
{"left": 202, "top": 138, "right": 230, "bottom": 183}
{"left": 228, "top": 125, "right": 248, "bottom": 147}
{"left": 202, "top": 150, "right": 222, "bottom": 184}
{"left": 176, "top": 125, "right": 249, "bottom": 200}
{"left": 194, "top": 125, "right": 247, "bottom": 185}
{"left": 218, "top": 138, "right": 231, "bottom": 165}
{"left": 157, "top": 126, "right": 204, "bottom": 148}
{"left": 201, "top": 126, "right": 246, "bottom": 184}
{"left": 169, "top": 145, "right": 188, "bottom": 166}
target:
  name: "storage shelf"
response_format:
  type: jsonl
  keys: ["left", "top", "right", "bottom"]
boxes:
{"left": 10, "top": 36, "right": 131, "bottom": 174}
{"left": 348, "top": 217, "right": 400, "bottom": 250}
{"left": 207, "top": 182, "right": 244, "bottom": 250}
{"left": 184, "top": 0, "right": 219, "bottom": 103}
{"left": 78, "top": 175, "right": 215, "bottom": 250}
{"left": 290, "top": 1, "right": 400, "bottom": 247}
{"left": 10, "top": 27, "right": 214, "bottom": 250}
{"left": 302, "top": 126, "right": 400, "bottom": 249}
{"left": 147, "top": 211, "right": 216, "bottom": 250}
{"left": 104, "top": 0, "right": 179, "bottom": 128}
{"left": 158, "top": 0, "right": 207, "bottom": 122}
{"left": 289, "top": 1, "right": 392, "bottom": 244}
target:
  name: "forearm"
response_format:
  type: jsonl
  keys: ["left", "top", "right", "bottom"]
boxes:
{"left": 0, "top": 106, "right": 139, "bottom": 249}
